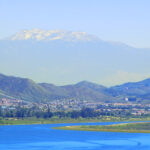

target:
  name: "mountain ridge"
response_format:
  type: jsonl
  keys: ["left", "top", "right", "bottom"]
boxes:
{"left": 0, "top": 73, "right": 114, "bottom": 102}
{"left": 1, "top": 73, "right": 150, "bottom": 103}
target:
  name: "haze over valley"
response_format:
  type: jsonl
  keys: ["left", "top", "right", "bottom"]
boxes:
{"left": 1, "top": 29, "right": 150, "bottom": 86}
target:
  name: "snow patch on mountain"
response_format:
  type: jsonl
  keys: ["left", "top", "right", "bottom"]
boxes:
{"left": 10, "top": 29, "right": 100, "bottom": 42}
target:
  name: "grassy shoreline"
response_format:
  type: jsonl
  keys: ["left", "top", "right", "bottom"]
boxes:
{"left": 53, "top": 122, "right": 150, "bottom": 133}
{"left": 54, "top": 126, "right": 150, "bottom": 133}
{"left": 1, "top": 117, "right": 150, "bottom": 126}
{"left": 0, "top": 117, "right": 121, "bottom": 125}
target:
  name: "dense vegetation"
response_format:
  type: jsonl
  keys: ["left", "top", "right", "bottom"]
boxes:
{"left": 0, "top": 107, "right": 134, "bottom": 119}
{"left": 1, "top": 107, "right": 150, "bottom": 125}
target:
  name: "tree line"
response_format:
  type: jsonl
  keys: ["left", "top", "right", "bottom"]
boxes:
{"left": 0, "top": 106, "right": 135, "bottom": 119}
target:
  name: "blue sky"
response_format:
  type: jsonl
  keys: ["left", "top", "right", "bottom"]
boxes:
{"left": 1, "top": 0, "right": 150, "bottom": 86}
{"left": 0, "top": 0, "right": 150, "bottom": 48}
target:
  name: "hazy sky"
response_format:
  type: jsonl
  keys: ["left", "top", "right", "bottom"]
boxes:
{"left": 0, "top": 0, "right": 150, "bottom": 48}
{"left": 1, "top": 0, "right": 150, "bottom": 86}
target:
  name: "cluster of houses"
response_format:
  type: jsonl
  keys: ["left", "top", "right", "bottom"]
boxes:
{"left": 0, "top": 98, "right": 23, "bottom": 109}
{"left": 1, "top": 97, "right": 150, "bottom": 116}
{"left": 47, "top": 99, "right": 88, "bottom": 111}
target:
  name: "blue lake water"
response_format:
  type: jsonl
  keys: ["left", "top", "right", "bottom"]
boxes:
{"left": 0, "top": 122, "right": 150, "bottom": 150}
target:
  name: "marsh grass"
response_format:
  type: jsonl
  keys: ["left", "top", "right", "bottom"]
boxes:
{"left": 54, "top": 122, "right": 150, "bottom": 133}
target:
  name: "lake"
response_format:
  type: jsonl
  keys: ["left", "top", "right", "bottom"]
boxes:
{"left": 0, "top": 122, "right": 150, "bottom": 150}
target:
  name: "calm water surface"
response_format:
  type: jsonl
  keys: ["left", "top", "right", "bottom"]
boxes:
{"left": 0, "top": 122, "right": 150, "bottom": 150}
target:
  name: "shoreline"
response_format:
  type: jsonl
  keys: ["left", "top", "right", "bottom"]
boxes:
{"left": 53, "top": 122, "right": 150, "bottom": 133}
{"left": 0, "top": 117, "right": 150, "bottom": 126}
{"left": 53, "top": 127, "right": 150, "bottom": 133}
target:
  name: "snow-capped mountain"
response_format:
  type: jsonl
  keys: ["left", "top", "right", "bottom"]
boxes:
{"left": 10, "top": 29, "right": 99, "bottom": 42}
{"left": 1, "top": 29, "right": 150, "bottom": 86}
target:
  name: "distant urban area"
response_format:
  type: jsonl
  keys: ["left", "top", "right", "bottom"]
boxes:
{"left": 1, "top": 73, "right": 150, "bottom": 120}
{"left": 1, "top": 97, "right": 150, "bottom": 118}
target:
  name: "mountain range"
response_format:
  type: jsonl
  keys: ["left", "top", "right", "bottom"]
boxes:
{"left": 1, "top": 29, "right": 150, "bottom": 86}
{"left": 1, "top": 73, "right": 150, "bottom": 103}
